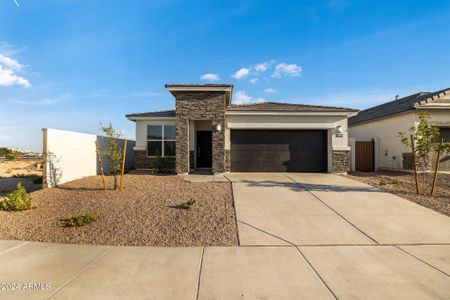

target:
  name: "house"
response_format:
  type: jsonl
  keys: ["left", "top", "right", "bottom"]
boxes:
{"left": 126, "top": 84, "right": 358, "bottom": 174}
{"left": 348, "top": 88, "right": 450, "bottom": 171}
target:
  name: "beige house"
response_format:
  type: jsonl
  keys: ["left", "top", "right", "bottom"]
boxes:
{"left": 127, "top": 84, "right": 358, "bottom": 174}
{"left": 348, "top": 88, "right": 450, "bottom": 171}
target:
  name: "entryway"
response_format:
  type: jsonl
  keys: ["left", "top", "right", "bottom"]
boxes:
{"left": 196, "top": 131, "right": 212, "bottom": 168}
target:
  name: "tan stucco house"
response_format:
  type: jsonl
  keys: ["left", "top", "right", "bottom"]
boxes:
{"left": 126, "top": 84, "right": 358, "bottom": 174}
{"left": 349, "top": 88, "right": 450, "bottom": 171}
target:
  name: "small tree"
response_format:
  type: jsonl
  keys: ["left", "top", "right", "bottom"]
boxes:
{"left": 100, "top": 123, "right": 123, "bottom": 190}
{"left": 399, "top": 112, "right": 450, "bottom": 193}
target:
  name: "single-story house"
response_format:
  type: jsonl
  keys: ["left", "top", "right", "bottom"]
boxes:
{"left": 348, "top": 88, "right": 450, "bottom": 171}
{"left": 126, "top": 84, "right": 358, "bottom": 174}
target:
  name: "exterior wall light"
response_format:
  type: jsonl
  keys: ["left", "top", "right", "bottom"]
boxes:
{"left": 216, "top": 124, "right": 222, "bottom": 132}
{"left": 336, "top": 125, "right": 343, "bottom": 137}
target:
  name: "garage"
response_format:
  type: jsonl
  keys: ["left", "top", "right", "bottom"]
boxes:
{"left": 230, "top": 130, "right": 328, "bottom": 172}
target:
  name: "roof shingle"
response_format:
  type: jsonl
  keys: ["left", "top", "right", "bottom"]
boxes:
{"left": 348, "top": 88, "right": 450, "bottom": 125}
{"left": 227, "top": 102, "right": 357, "bottom": 112}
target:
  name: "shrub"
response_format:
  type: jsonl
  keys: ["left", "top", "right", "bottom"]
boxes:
{"left": 391, "top": 178, "right": 400, "bottom": 185}
{"left": 0, "top": 182, "right": 32, "bottom": 211}
{"left": 154, "top": 156, "right": 175, "bottom": 173}
{"left": 379, "top": 179, "right": 386, "bottom": 186}
{"left": 181, "top": 198, "right": 196, "bottom": 210}
{"left": 67, "top": 213, "right": 96, "bottom": 227}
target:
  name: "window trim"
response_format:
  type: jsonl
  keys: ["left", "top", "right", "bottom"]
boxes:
{"left": 147, "top": 124, "right": 176, "bottom": 157}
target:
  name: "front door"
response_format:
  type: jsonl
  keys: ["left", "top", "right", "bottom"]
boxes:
{"left": 196, "top": 131, "right": 212, "bottom": 168}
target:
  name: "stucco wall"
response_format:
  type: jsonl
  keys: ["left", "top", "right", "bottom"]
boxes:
{"left": 43, "top": 128, "right": 135, "bottom": 187}
{"left": 349, "top": 112, "right": 414, "bottom": 170}
{"left": 225, "top": 114, "right": 350, "bottom": 150}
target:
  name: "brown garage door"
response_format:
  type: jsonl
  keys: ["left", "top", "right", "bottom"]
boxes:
{"left": 355, "top": 141, "right": 374, "bottom": 172}
{"left": 230, "top": 130, "right": 328, "bottom": 172}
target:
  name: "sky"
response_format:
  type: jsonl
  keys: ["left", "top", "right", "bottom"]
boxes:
{"left": 1, "top": 0, "right": 450, "bottom": 152}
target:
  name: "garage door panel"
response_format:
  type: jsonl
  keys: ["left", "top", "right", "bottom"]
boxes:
{"left": 230, "top": 130, "right": 328, "bottom": 172}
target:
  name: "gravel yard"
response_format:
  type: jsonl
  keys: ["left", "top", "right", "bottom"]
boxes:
{"left": 344, "top": 171, "right": 450, "bottom": 217}
{"left": 0, "top": 174, "right": 238, "bottom": 246}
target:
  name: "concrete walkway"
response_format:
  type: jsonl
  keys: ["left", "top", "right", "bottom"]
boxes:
{"left": 1, "top": 173, "right": 450, "bottom": 299}
{"left": 0, "top": 240, "right": 449, "bottom": 299}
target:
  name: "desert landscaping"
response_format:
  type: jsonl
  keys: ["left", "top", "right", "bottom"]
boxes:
{"left": 0, "top": 159, "right": 43, "bottom": 196}
{"left": 344, "top": 171, "right": 450, "bottom": 217}
{"left": 0, "top": 173, "right": 238, "bottom": 247}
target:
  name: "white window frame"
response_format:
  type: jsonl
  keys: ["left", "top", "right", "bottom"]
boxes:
{"left": 147, "top": 124, "right": 176, "bottom": 157}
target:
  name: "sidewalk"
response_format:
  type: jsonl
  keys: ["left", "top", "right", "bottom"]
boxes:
{"left": 0, "top": 240, "right": 449, "bottom": 299}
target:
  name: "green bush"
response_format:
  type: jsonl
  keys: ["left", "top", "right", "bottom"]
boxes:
{"left": 181, "top": 198, "right": 196, "bottom": 210}
{"left": 391, "top": 178, "right": 400, "bottom": 185}
{"left": 68, "top": 213, "right": 96, "bottom": 227}
{"left": 154, "top": 156, "right": 175, "bottom": 173}
{"left": 0, "top": 182, "right": 32, "bottom": 211}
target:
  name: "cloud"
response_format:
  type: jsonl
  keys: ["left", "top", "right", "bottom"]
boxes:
{"left": 10, "top": 94, "right": 73, "bottom": 105}
{"left": 254, "top": 63, "right": 268, "bottom": 72}
{"left": 14, "top": 0, "right": 20, "bottom": 8}
{"left": 0, "top": 51, "right": 30, "bottom": 88}
{"left": 232, "top": 67, "right": 250, "bottom": 79}
{"left": 249, "top": 78, "right": 258, "bottom": 84}
{"left": 0, "top": 54, "right": 23, "bottom": 70}
{"left": 0, "top": 135, "right": 11, "bottom": 140}
{"left": 0, "top": 64, "right": 31, "bottom": 88}
{"left": 253, "top": 61, "right": 275, "bottom": 73}
{"left": 233, "top": 90, "right": 252, "bottom": 105}
{"left": 200, "top": 73, "right": 220, "bottom": 82}
{"left": 264, "top": 88, "right": 277, "bottom": 93}
{"left": 233, "top": 90, "right": 268, "bottom": 105}
{"left": 272, "top": 63, "right": 302, "bottom": 78}
{"left": 254, "top": 98, "right": 267, "bottom": 103}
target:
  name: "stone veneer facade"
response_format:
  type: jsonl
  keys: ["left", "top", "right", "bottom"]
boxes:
{"left": 173, "top": 91, "right": 229, "bottom": 174}
{"left": 332, "top": 150, "right": 350, "bottom": 173}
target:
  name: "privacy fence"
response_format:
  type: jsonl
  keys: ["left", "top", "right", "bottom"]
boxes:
{"left": 42, "top": 128, "right": 135, "bottom": 188}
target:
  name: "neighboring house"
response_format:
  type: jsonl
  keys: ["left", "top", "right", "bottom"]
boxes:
{"left": 126, "top": 84, "right": 358, "bottom": 174}
{"left": 348, "top": 88, "right": 450, "bottom": 171}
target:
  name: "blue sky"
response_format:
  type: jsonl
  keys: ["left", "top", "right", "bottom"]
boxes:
{"left": 1, "top": 0, "right": 450, "bottom": 151}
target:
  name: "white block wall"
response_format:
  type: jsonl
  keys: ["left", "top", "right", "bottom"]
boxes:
{"left": 43, "top": 128, "right": 135, "bottom": 187}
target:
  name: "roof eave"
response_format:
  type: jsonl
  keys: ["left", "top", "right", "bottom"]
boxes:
{"left": 225, "top": 110, "right": 358, "bottom": 116}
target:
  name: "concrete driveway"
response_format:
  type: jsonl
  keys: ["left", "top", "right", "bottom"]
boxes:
{"left": 1, "top": 173, "right": 449, "bottom": 299}
{"left": 226, "top": 172, "right": 450, "bottom": 245}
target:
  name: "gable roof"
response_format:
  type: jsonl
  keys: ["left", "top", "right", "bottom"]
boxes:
{"left": 227, "top": 102, "right": 358, "bottom": 113}
{"left": 349, "top": 88, "right": 450, "bottom": 125}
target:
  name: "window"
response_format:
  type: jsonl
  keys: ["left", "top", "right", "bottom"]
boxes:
{"left": 147, "top": 125, "right": 176, "bottom": 157}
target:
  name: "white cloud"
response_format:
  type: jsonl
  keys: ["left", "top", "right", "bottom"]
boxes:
{"left": 254, "top": 63, "right": 268, "bottom": 72}
{"left": 264, "top": 88, "right": 277, "bottom": 93}
{"left": 233, "top": 90, "right": 252, "bottom": 105}
{"left": 254, "top": 97, "right": 267, "bottom": 103}
{"left": 10, "top": 94, "right": 73, "bottom": 105}
{"left": 272, "top": 63, "right": 302, "bottom": 78}
{"left": 0, "top": 135, "right": 11, "bottom": 140}
{"left": 200, "top": 73, "right": 220, "bottom": 82}
{"left": 0, "top": 54, "right": 23, "bottom": 70}
{"left": 0, "top": 51, "right": 30, "bottom": 88}
{"left": 249, "top": 78, "right": 258, "bottom": 84}
{"left": 0, "top": 64, "right": 31, "bottom": 88}
{"left": 232, "top": 67, "right": 250, "bottom": 79}
{"left": 233, "top": 91, "right": 268, "bottom": 105}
